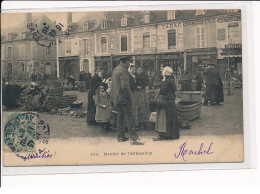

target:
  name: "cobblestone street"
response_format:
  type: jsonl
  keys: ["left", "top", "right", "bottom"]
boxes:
{"left": 37, "top": 88, "right": 243, "bottom": 141}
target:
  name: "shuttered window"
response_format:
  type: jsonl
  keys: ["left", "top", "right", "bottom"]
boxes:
{"left": 196, "top": 26, "right": 206, "bottom": 48}
{"left": 84, "top": 39, "right": 90, "bottom": 55}
{"left": 121, "top": 35, "right": 127, "bottom": 52}
{"left": 8, "top": 47, "right": 12, "bottom": 59}
{"left": 101, "top": 37, "right": 107, "bottom": 53}
{"left": 143, "top": 34, "right": 150, "bottom": 48}
{"left": 168, "top": 29, "right": 176, "bottom": 49}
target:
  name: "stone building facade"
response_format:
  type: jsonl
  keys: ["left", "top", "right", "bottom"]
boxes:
{"left": 1, "top": 13, "right": 57, "bottom": 81}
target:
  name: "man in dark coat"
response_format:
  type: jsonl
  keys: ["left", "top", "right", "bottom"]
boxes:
{"left": 87, "top": 69, "right": 102, "bottom": 125}
{"left": 195, "top": 71, "right": 203, "bottom": 91}
{"left": 111, "top": 56, "right": 143, "bottom": 145}
{"left": 85, "top": 73, "right": 92, "bottom": 90}
{"left": 203, "top": 64, "right": 224, "bottom": 106}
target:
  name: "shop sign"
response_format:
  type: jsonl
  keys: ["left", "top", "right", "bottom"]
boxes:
{"left": 160, "top": 22, "right": 182, "bottom": 29}
{"left": 225, "top": 44, "right": 242, "bottom": 49}
{"left": 182, "top": 15, "right": 241, "bottom": 26}
{"left": 158, "top": 53, "right": 183, "bottom": 59}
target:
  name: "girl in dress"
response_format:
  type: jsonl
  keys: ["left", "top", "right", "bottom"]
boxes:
{"left": 94, "top": 83, "right": 112, "bottom": 132}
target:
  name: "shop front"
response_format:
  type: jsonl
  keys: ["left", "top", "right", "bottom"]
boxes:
{"left": 157, "top": 52, "right": 184, "bottom": 73}
{"left": 219, "top": 44, "right": 242, "bottom": 77}
{"left": 59, "top": 56, "right": 80, "bottom": 80}
{"left": 185, "top": 47, "right": 218, "bottom": 74}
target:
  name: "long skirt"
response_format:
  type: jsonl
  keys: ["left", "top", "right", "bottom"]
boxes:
{"left": 131, "top": 91, "right": 139, "bottom": 127}
{"left": 136, "top": 89, "right": 150, "bottom": 123}
{"left": 155, "top": 99, "right": 180, "bottom": 139}
{"left": 95, "top": 106, "right": 112, "bottom": 123}
{"left": 87, "top": 92, "right": 96, "bottom": 123}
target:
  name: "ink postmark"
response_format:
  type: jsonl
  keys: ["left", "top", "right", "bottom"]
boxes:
{"left": 4, "top": 112, "right": 52, "bottom": 161}
{"left": 27, "top": 22, "right": 72, "bottom": 47}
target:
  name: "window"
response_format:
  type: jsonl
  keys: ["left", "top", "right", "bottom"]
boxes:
{"left": 82, "top": 59, "right": 89, "bottom": 73}
{"left": 20, "top": 62, "right": 25, "bottom": 73}
{"left": 45, "top": 46, "right": 51, "bottom": 56}
{"left": 143, "top": 34, "right": 150, "bottom": 48}
{"left": 66, "top": 40, "right": 71, "bottom": 54}
{"left": 22, "top": 33, "right": 26, "bottom": 39}
{"left": 121, "top": 17, "right": 127, "bottom": 26}
{"left": 19, "top": 44, "right": 25, "bottom": 58}
{"left": 101, "top": 37, "right": 107, "bottom": 53}
{"left": 8, "top": 47, "right": 12, "bottom": 59}
{"left": 144, "top": 14, "right": 150, "bottom": 24}
{"left": 168, "top": 29, "right": 176, "bottom": 49}
{"left": 228, "top": 23, "right": 240, "bottom": 43}
{"left": 83, "top": 23, "right": 88, "bottom": 31}
{"left": 167, "top": 10, "right": 175, "bottom": 20}
{"left": 196, "top": 26, "right": 206, "bottom": 48}
{"left": 196, "top": 10, "right": 207, "bottom": 16}
{"left": 121, "top": 35, "right": 127, "bottom": 52}
{"left": 84, "top": 39, "right": 90, "bottom": 55}
{"left": 101, "top": 21, "right": 107, "bottom": 29}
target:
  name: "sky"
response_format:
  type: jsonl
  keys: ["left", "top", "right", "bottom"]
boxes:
{"left": 1, "top": 12, "right": 96, "bottom": 31}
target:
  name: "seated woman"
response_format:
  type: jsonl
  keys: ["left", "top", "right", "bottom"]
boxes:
{"left": 153, "top": 66, "right": 180, "bottom": 141}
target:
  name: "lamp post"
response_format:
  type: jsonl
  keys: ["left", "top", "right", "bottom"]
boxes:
{"left": 227, "top": 28, "right": 233, "bottom": 96}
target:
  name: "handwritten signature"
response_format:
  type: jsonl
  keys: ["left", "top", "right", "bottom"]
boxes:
{"left": 174, "top": 141, "right": 213, "bottom": 161}
{"left": 19, "top": 149, "right": 53, "bottom": 161}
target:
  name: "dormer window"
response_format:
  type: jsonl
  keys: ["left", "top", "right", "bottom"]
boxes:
{"left": 196, "top": 10, "right": 207, "bottom": 16}
{"left": 167, "top": 10, "right": 176, "bottom": 20}
{"left": 22, "top": 33, "right": 26, "bottom": 39}
{"left": 83, "top": 23, "right": 88, "bottom": 32}
{"left": 101, "top": 21, "right": 107, "bottom": 29}
{"left": 121, "top": 16, "right": 127, "bottom": 26}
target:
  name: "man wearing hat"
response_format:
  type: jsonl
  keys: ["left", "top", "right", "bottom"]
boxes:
{"left": 111, "top": 56, "right": 143, "bottom": 145}
{"left": 203, "top": 64, "right": 224, "bottom": 106}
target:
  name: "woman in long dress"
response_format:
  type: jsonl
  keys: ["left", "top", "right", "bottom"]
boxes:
{"left": 135, "top": 66, "right": 150, "bottom": 128}
{"left": 128, "top": 65, "right": 139, "bottom": 128}
{"left": 154, "top": 66, "right": 180, "bottom": 140}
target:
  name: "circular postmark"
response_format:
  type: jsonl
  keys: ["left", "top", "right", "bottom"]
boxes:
{"left": 4, "top": 112, "right": 51, "bottom": 161}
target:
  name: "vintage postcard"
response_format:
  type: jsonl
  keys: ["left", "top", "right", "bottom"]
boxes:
{"left": 1, "top": 6, "right": 247, "bottom": 168}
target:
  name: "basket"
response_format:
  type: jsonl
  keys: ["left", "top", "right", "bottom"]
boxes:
{"left": 177, "top": 102, "right": 201, "bottom": 121}
{"left": 180, "top": 91, "right": 202, "bottom": 103}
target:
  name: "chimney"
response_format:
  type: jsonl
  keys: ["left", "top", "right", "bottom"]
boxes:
{"left": 25, "top": 13, "right": 32, "bottom": 28}
{"left": 67, "top": 12, "right": 72, "bottom": 26}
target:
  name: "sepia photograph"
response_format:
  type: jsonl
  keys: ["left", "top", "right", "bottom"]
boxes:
{"left": 1, "top": 8, "right": 244, "bottom": 166}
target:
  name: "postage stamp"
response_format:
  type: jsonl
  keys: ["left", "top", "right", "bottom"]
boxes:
{"left": 3, "top": 112, "right": 51, "bottom": 161}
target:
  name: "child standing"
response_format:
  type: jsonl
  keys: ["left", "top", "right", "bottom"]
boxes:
{"left": 94, "top": 83, "right": 112, "bottom": 131}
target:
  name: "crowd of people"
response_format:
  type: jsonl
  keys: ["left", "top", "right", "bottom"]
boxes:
{"left": 85, "top": 56, "right": 182, "bottom": 145}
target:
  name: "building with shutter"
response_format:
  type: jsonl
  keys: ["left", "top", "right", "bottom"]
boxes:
{"left": 55, "top": 10, "right": 241, "bottom": 81}
{"left": 92, "top": 10, "right": 241, "bottom": 78}
{"left": 1, "top": 13, "right": 57, "bottom": 82}
{"left": 56, "top": 12, "right": 102, "bottom": 80}
{"left": 182, "top": 9, "right": 241, "bottom": 77}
